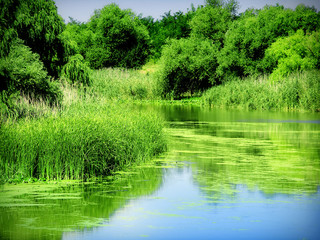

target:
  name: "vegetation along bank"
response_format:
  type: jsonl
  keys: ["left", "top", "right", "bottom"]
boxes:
{"left": 0, "top": 0, "right": 320, "bottom": 182}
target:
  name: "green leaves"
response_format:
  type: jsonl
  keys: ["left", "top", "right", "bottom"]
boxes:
{"left": 0, "top": 39, "right": 62, "bottom": 104}
{"left": 61, "top": 54, "right": 92, "bottom": 86}
{"left": 264, "top": 30, "right": 320, "bottom": 80}
{"left": 86, "top": 4, "right": 150, "bottom": 69}
{"left": 190, "top": 4, "right": 234, "bottom": 46}
{"left": 158, "top": 38, "right": 219, "bottom": 98}
{"left": 217, "top": 5, "right": 320, "bottom": 79}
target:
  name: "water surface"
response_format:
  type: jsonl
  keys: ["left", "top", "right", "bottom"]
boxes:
{"left": 1, "top": 105, "right": 320, "bottom": 240}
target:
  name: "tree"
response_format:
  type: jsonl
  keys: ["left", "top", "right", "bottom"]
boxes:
{"left": 86, "top": 4, "right": 150, "bottom": 69}
{"left": 264, "top": 30, "right": 320, "bottom": 79}
{"left": 217, "top": 4, "right": 320, "bottom": 79}
{"left": 190, "top": 5, "right": 235, "bottom": 47}
{"left": 0, "top": 0, "right": 66, "bottom": 77}
{"left": 140, "top": 7, "right": 197, "bottom": 59}
{"left": 158, "top": 38, "right": 219, "bottom": 98}
{"left": 59, "top": 20, "right": 94, "bottom": 62}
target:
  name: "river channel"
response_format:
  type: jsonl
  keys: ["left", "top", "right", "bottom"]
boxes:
{"left": 1, "top": 104, "right": 320, "bottom": 240}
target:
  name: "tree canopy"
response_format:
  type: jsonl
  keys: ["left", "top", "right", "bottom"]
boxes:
{"left": 85, "top": 4, "right": 150, "bottom": 69}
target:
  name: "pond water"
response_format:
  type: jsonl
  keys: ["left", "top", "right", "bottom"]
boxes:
{"left": 1, "top": 105, "right": 320, "bottom": 240}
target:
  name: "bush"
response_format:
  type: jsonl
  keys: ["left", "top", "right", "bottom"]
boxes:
{"left": 264, "top": 30, "right": 320, "bottom": 80}
{"left": 61, "top": 54, "right": 92, "bottom": 86}
{"left": 0, "top": 40, "right": 62, "bottom": 105}
{"left": 157, "top": 38, "right": 219, "bottom": 98}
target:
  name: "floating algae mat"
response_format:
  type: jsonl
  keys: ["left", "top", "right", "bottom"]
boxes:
{"left": 1, "top": 105, "right": 320, "bottom": 240}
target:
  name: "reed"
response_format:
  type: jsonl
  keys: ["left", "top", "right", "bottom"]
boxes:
{"left": 0, "top": 101, "right": 166, "bottom": 182}
{"left": 90, "top": 67, "right": 160, "bottom": 100}
{"left": 202, "top": 70, "right": 320, "bottom": 112}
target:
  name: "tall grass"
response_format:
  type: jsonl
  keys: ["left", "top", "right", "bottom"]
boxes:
{"left": 0, "top": 101, "right": 166, "bottom": 182}
{"left": 202, "top": 70, "right": 320, "bottom": 112}
{"left": 0, "top": 63, "right": 167, "bottom": 183}
{"left": 90, "top": 67, "right": 160, "bottom": 100}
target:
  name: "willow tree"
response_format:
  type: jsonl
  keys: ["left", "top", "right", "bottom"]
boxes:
{"left": 0, "top": 0, "right": 66, "bottom": 77}
{"left": 0, "top": 0, "right": 65, "bottom": 113}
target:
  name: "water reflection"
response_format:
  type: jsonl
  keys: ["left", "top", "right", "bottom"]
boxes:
{"left": 0, "top": 167, "right": 163, "bottom": 240}
{"left": 1, "top": 105, "right": 320, "bottom": 240}
{"left": 168, "top": 120, "right": 320, "bottom": 198}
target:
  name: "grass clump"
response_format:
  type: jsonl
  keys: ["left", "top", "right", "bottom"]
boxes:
{"left": 90, "top": 67, "right": 160, "bottom": 100}
{"left": 0, "top": 101, "right": 166, "bottom": 182}
{"left": 202, "top": 70, "right": 320, "bottom": 112}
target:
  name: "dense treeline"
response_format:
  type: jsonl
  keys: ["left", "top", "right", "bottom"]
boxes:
{"left": 156, "top": 0, "right": 320, "bottom": 98}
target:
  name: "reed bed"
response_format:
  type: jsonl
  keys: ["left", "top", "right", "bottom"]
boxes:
{"left": 0, "top": 101, "right": 166, "bottom": 182}
{"left": 202, "top": 70, "right": 320, "bottom": 112}
{"left": 90, "top": 67, "right": 160, "bottom": 100}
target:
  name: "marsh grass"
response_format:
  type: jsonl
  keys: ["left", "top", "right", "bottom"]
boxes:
{"left": 202, "top": 70, "right": 320, "bottom": 112}
{"left": 0, "top": 101, "right": 166, "bottom": 182}
{"left": 0, "top": 65, "right": 167, "bottom": 183}
{"left": 90, "top": 67, "right": 160, "bottom": 100}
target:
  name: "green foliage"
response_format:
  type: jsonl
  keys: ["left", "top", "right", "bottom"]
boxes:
{"left": 217, "top": 5, "right": 320, "bottom": 79}
{"left": 0, "top": 0, "right": 66, "bottom": 77}
{"left": 90, "top": 68, "right": 159, "bottom": 100}
{"left": 86, "top": 4, "right": 150, "bottom": 69}
{"left": 59, "top": 19, "right": 95, "bottom": 61}
{"left": 61, "top": 54, "right": 92, "bottom": 86}
{"left": 190, "top": 1, "right": 237, "bottom": 46}
{"left": 140, "top": 8, "right": 196, "bottom": 59}
{"left": 0, "top": 102, "right": 166, "bottom": 181}
{"left": 157, "top": 38, "right": 219, "bottom": 98}
{"left": 202, "top": 70, "right": 320, "bottom": 112}
{"left": 0, "top": 40, "right": 62, "bottom": 105}
{"left": 0, "top": 0, "right": 20, "bottom": 57}
{"left": 264, "top": 30, "right": 320, "bottom": 80}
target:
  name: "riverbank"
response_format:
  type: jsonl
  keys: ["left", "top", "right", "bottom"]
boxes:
{"left": 0, "top": 70, "right": 167, "bottom": 183}
{"left": 202, "top": 70, "right": 320, "bottom": 112}
{"left": 1, "top": 67, "right": 319, "bottom": 183}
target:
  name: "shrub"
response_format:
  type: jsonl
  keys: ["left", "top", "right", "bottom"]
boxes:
{"left": 157, "top": 38, "right": 219, "bottom": 98}
{"left": 264, "top": 30, "right": 320, "bottom": 80}
{"left": 0, "top": 40, "right": 62, "bottom": 105}
{"left": 61, "top": 54, "right": 92, "bottom": 86}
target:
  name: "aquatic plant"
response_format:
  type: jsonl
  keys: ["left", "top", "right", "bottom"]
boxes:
{"left": 0, "top": 102, "right": 166, "bottom": 182}
{"left": 202, "top": 70, "right": 320, "bottom": 112}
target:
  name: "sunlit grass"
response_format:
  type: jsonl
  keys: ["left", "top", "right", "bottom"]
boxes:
{"left": 90, "top": 67, "right": 161, "bottom": 100}
{"left": 0, "top": 101, "right": 166, "bottom": 182}
{"left": 0, "top": 66, "right": 167, "bottom": 183}
{"left": 202, "top": 70, "right": 320, "bottom": 112}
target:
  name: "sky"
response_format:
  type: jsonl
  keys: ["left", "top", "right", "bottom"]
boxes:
{"left": 54, "top": 0, "right": 320, "bottom": 23}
